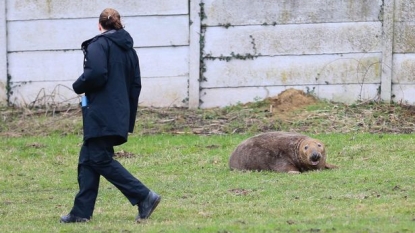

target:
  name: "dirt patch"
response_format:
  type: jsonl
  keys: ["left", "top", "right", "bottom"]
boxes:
{"left": 114, "top": 150, "right": 136, "bottom": 158}
{"left": 228, "top": 188, "right": 252, "bottom": 196}
{"left": 268, "top": 88, "right": 317, "bottom": 118}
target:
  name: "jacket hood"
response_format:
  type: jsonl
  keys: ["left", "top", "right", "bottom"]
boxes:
{"left": 101, "top": 29, "right": 134, "bottom": 50}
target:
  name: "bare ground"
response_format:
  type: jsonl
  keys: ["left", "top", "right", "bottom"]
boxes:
{"left": 1, "top": 88, "right": 415, "bottom": 137}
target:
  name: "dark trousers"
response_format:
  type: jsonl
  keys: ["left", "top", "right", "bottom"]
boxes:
{"left": 69, "top": 136, "right": 150, "bottom": 219}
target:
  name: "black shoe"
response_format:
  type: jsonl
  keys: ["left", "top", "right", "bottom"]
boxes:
{"left": 136, "top": 191, "right": 161, "bottom": 221}
{"left": 60, "top": 214, "right": 89, "bottom": 223}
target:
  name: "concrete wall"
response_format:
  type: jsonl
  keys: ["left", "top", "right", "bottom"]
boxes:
{"left": 1, "top": 0, "right": 415, "bottom": 108}
{"left": 200, "top": 0, "right": 385, "bottom": 107}
{"left": 4, "top": 0, "right": 189, "bottom": 107}
{"left": 393, "top": 0, "right": 415, "bottom": 104}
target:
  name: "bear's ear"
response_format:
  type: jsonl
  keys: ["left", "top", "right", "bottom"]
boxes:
{"left": 324, "top": 163, "right": 338, "bottom": 169}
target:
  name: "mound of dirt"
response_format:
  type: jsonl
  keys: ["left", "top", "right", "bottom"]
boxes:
{"left": 268, "top": 88, "right": 317, "bottom": 114}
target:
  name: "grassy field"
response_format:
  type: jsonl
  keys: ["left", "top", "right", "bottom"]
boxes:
{"left": 1, "top": 131, "right": 415, "bottom": 232}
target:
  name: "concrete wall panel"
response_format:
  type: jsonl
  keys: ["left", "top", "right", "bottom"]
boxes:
{"left": 394, "top": 0, "right": 415, "bottom": 22}
{"left": 392, "top": 54, "right": 415, "bottom": 83}
{"left": 140, "top": 76, "right": 188, "bottom": 107}
{"left": 138, "top": 46, "right": 189, "bottom": 78}
{"left": 9, "top": 81, "right": 79, "bottom": 106}
{"left": 9, "top": 46, "right": 188, "bottom": 86}
{"left": 8, "top": 15, "right": 189, "bottom": 52}
{"left": 392, "top": 84, "right": 415, "bottom": 104}
{"left": 203, "top": 0, "right": 381, "bottom": 26}
{"left": 204, "top": 22, "right": 382, "bottom": 57}
{"left": 10, "top": 76, "right": 189, "bottom": 108}
{"left": 313, "top": 84, "right": 380, "bottom": 103}
{"left": 393, "top": 22, "right": 415, "bottom": 53}
{"left": 7, "top": 0, "right": 188, "bottom": 20}
{"left": 8, "top": 51, "right": 83, "bottom": 83}
{"left": 202, "top": 54, "right": 381, "bottom": 88}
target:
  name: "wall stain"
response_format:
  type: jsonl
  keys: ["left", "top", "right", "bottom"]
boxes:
{"left": 46, "top": 0, "right": 52, "bottom": 15}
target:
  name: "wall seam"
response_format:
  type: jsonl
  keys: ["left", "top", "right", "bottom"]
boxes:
{"left": 188, "top": 0, "right": 202, "bottom": 108}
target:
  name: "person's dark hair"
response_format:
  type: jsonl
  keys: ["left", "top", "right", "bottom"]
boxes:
{"left": 99, "top": 8, "right": 123, "bottom": 30}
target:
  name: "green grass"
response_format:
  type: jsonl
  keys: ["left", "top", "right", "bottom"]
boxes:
{"left": 1, "top": 133, "right": 415, "bottom": 232}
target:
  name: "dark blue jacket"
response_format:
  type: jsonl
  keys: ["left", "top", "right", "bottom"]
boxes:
{"left": 73, "top": 29, "right": 141, "bottom": 145}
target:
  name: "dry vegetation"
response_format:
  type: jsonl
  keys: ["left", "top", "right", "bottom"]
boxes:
{"left": 1, "top": 89, "right": 415, "bottom": 137}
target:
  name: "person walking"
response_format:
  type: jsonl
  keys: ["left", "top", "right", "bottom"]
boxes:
{"left": 60, "top": 8, "right": 161, "bottom": 223}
